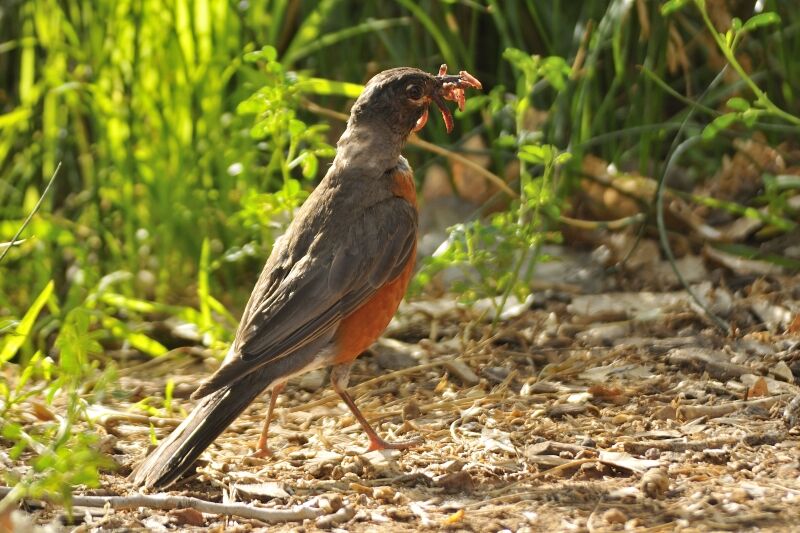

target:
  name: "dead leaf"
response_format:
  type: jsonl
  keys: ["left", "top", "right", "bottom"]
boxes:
{"left": 588, "top": 384, "right": 625, "bottom": 400}
{"left": 435, "top": 471, "right": 474, "bottom": 493}
{"left": 443, "top": 509, "right": 465, "bottom": 525}
{"left": 170, "top": 508, "right": 205, "bottom": 527}
{"left": 31, "top": 401, "right": 55, "bottom": 421}
{"left": 747, "top": 376, "right": 770, "bottom": 399}
{"left": 787, "top": 314, "right": 800, "bottom": 336}
{"left": 599, "top": 451, "right": 660, "bottom": 473}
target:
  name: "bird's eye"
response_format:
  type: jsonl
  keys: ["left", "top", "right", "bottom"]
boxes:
{"left": 406, "top": 84, "right": 424, "bottom": 101}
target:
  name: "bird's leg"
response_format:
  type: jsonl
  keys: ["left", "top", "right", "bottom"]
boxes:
{"left": 330, "top": 363, "right": 421, "bottom": 452}
{"left": 250, "top": 381, "right": 286, "bottom": 458}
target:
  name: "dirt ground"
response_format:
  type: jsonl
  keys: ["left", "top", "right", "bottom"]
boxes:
{"left": 6, "top": 252, "right": 800, "bottom": 532}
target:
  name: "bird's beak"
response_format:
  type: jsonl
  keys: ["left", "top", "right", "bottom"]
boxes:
{"left": 413, "top": 65, "right": 482, "bottom": 134}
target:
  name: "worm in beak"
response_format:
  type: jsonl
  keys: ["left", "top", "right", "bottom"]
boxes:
{"left": 416, "top": 64, "right": 483, "bottom": 134}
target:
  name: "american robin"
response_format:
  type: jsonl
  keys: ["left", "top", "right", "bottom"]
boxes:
{"left": 131, "top": 65, "right": 481, "bottom": 489}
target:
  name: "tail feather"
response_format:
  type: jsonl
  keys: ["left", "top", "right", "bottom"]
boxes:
{"left": 131, "top": 372, "right": 270, "bottom": 489}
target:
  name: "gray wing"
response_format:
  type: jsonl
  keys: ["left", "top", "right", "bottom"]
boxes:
{"left": 192, "top": 198, "right": 416, "bottom": 397}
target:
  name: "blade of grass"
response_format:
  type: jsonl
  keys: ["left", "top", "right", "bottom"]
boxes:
{"left": 0, "top": 162, "right": 61, "bottom": 265}
{"left": 0, "top": 281, "right": 54, "bottom": 363}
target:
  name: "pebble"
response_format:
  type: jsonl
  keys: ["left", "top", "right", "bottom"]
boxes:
{"left": 640, "top": 468, "right": 669, "bottom": 499}
{"left": 771, "top": 361, "right": 795, "bottom": 383}
{"left": 298, "top": 369, "right": 326, "bottom": 391}
{"left": 602, "top": 508, "right": 627, "bottom": 525}
{"left": 372, "top": 486, "right": 395, "bottom": 502}
{"left": 730, "top": 487, "right": 751, "bottom": 503}
{"left": 315, "top": 506, "right": 355, "bottom": 529}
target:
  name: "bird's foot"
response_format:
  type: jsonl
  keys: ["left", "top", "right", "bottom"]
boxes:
{"left": 249, "top": 440, "right": 276, "bottom": 459}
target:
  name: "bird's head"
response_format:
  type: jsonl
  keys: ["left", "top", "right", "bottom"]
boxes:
{"left": 349, "top": 65, "right": 482, "bottom": 138}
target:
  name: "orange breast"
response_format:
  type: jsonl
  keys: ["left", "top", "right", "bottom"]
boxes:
{"left": 333, "top": 245, "right": 416, "bottom": 363}
{"left": 333, "top": 167, "right": 417, "bottom": 363}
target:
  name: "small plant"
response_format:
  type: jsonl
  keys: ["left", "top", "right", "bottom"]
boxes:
{"left": 415, "top": 50, "right": 572, "bottom": 320}
{"left": 235, "top": 45, "right": 338, "bottom": 246}
{"left": 661, "top": 0, "right": 800, "bottom": 138}
{"left": 0, "top": 307, "right": 113, "bottom": 514}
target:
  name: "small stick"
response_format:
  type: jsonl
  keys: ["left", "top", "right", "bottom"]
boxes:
{"left": 0, "top": 487, "right": 325, "bottom": 524}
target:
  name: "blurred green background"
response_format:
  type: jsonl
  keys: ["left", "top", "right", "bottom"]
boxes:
{"left": 1, "top": 0, "right": 799, "bottom": 358}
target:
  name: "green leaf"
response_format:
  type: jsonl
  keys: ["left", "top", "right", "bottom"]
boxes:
{"left": 243, "top": 45, "right": 278, "bottom": 63}
{"left": 198, "top": 238, "right": 211, "bottom": 330}
{"left": 555, "top": 152, "right": 573, "bottom": 165}
{"left": 743, "top": 12, "right": 781, "bottom": 32}
{"left": 702, "top": 113, "right": 738, "bottom": 141}
{"left": 494, "top": 134, "right": 517, "bottom": 149}
{"left": 660, "top": 0, "right": 690, "bottom": 16}
{"left": 518, "top": 144, "right": 555, "bottom": 165}
{"left": 0, "top": 280, "right": 54, "bottom": 363}
{"left": 288, "top": 119, "right": 306, "bottom": 137}
{"left": 726, "top": 97, "right": 750, "bottom": 112}
{"left": 301, "top": 153, "right": 318, "bottom": 179}
{"left": 101, "top": 316, "right": 167, "bottom": 357}
{"left": 742, "top": 109, "right": 759, "bottom": 128}
{"left": 295, "top": 77, "right": 364, "bottom": 98}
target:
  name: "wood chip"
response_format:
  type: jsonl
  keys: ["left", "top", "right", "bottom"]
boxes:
{"left": 443, "top": 360, "right": 479, "bottom": 385}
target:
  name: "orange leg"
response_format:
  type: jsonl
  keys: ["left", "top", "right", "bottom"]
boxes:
{"left": 251, "top": 381, "right": 286, "bottom": 458}
{"left": 330, "top": 363, "right": 421, "bottom": 452}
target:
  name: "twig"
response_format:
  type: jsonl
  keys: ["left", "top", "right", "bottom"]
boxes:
{"left": 676, "top": 394, "right": 789, "bottom": 421}
{"left": 85, "top": 405, "right": 181, "bottom": 429}
{"left": 0, "top": 487, "right": 325, "bottom": 524}
{"left": 559, "top": 213, "right": 645, "bottom": 231}
{"left": 0, "top": 162, "right": 61, "bottom": 264}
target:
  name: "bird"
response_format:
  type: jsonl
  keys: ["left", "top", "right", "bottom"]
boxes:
{"left": 131, "top": 65, "right": 482, "bottom": 489}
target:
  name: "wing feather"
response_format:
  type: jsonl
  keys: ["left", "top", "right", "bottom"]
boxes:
{"left": 192, "top": 197, "right": 417, "bottom": 397}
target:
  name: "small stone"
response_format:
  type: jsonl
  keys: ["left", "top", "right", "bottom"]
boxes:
{"left": 372, "top": 486, "right": 395, "bottom": 502}
{"left": 576, "top": 322, "right": 630, "bottom": 346}
{"left": 728, "top": 461, "right": 752, "bottom": 472}
{"left": 644, "top": 448, "right": 661, "bottom": 460}
{"left": 702, "top": 448, "right": 730, "bottom": 465}
{"left": 386, "top": 508, "right": 414, "bottom": 522}
{"left": 772, "top": 361, "right": 795, "bottom": 383}
{"left": 730, "top": 487, "right": 751, "bottom": 503}
{"left": 612, "top": 413, "right": 630, "bottom": 425}
{"left": 640, "top": 468, "right": 669, "bottom": 499}
{"left": 602, "top": 508, "right": 627, "bottom": 525}
{"left": 783, "top": 395, "right": 800, "bottom": 429}
{"left": 318, "top": 493, "right": 343, "bottom": 513}
{"left": 435, "top": 470, "right": 475, "bottom": 493}
{"left": 441, "top": 459, "right": 465, "bottom": 473}
{"left": 316, "top": 506, "right": 355, "bottom": 529}
{"left": 349, "top": 482, "right": 372, "bottom": 496}
{"left": 298, "top": 369, "right": 326, "bottom": 392}
{"left": 374, "top": 342, "right": 418, "bottom": 370}
{"left": 547, "top": 403, "right": 588, "bottom": 418}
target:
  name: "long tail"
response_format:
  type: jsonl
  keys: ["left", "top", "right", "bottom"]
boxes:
{"left": 131, "top": 372, "right": 270, "bottom": 489}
